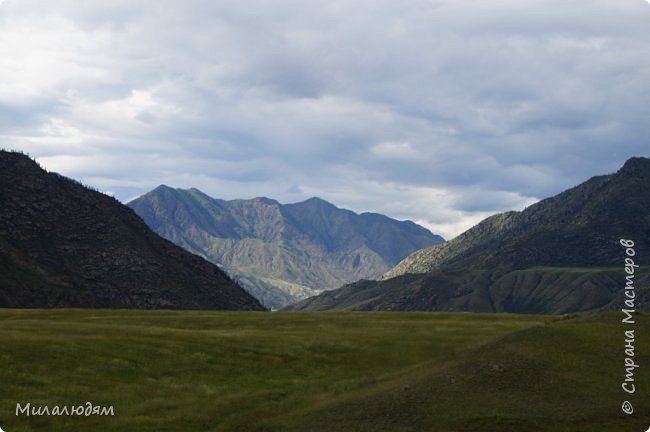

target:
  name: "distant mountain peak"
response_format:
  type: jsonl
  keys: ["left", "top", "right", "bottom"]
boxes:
{"left": 153, "top": 184, "right": 175, "bottom": 192}
{"left": 303, "top": 196, "right": 331, "bottom": 204}
{"left": 128, "top": 187, "right": 444, "bottom": 309}
{"left": 298, "top": 196, "right": 339, "bottom": 209}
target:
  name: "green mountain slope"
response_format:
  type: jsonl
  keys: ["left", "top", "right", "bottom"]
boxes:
{"left": 0, "top": 150, "right": 263, "bottom": 310}
{"left": 128, "top": 187, "right": 443, "bottom": 308}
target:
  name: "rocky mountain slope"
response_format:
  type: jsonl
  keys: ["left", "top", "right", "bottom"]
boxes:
{"left": 128, "top": 187, "right": 443, "bottom": 308}
{"left": 384, "top": 157, "right": 650, "bottom": 278}
{"left": 289, "top": 157, "right": 650, "bottom": 313}
{"left": 0, "top": 150, "right": 264, "bottom": 310}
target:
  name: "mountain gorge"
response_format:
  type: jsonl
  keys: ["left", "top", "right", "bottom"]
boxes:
{"left": 128, "top": 187, "right": 443, "bottom": 308}
{"left": 0, "top": 150, "right": 264, "bottom": 310}
{"left": 288, "top": 157, "right": 650, "bottom": 313}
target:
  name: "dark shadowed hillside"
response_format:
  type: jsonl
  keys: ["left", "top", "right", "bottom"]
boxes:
{"left": 289, "top": 157, "right": 650, "bottom": 313}
{"left": 287, "top": 266, "right": 650, "bottom": 313}
{"left": 0, "top": 150, "right": 264, "bottom": 310}
{"left": 128, "top": 187, "right": 443, "bottom": 308}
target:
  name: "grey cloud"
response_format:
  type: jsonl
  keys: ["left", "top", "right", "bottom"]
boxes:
{"left": 1, "top": 0, "right": 649, "bottom": 238}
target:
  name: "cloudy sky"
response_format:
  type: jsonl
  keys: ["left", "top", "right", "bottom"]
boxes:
{"left": 1, "top": 0, "right": 649, "bottom": 239}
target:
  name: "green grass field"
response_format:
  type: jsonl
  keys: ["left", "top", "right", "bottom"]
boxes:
{"left": 0, "top": 310, "right": 648, "bottom": 431}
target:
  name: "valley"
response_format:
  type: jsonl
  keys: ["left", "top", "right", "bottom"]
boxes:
{"left": 1, "top": 152, "right": 649, "bottom": 431}
{"left": 2, "top": 2, "right": 648, "bottom": 431}
{"left": 2, "top": 310, "right": 647, "bottom": 432}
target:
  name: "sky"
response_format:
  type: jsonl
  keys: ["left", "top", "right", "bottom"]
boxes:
{"left": 1, "top": 0, "right": 649, "bottom": 240}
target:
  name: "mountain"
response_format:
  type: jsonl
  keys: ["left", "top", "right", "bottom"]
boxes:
{"left": 385, "top": 157, "right": 650, "bottom": 278}
{"left": 128, "top": 187, "right": 444, "bottom": 308}
{"left": 0, "top": 150, "right": 264, "bottom": 311}
{"left": 288, "top": 157, "right": 650, "bottom": 313}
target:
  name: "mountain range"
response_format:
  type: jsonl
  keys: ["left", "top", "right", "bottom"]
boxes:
{"left": 4, "top": 148, "right": 648, "bottom": 315}
{"left": 128, "top": 187, "right": 443, "bottom": 308}
{"left": 0, "top": 150, "right": 264, "bottom": 311}
{"left": 288, "top": 157, "right": 650, "bottom": 313}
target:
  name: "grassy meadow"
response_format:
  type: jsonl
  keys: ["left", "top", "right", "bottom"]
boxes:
{"left": 0, "top": 310, "right": 648, "bottom": 431}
